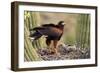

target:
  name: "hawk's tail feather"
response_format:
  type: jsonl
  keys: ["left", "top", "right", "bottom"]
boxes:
{"left": 31, "top": 27, "right": 44, "bottom": 31}
{"left": 30, "top": 32, "right": 42, "bottom": 40}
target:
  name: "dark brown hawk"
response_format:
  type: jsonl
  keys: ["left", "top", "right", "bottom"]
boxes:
{"left": 29, "top": 21, "right": 65, "bottom": 55}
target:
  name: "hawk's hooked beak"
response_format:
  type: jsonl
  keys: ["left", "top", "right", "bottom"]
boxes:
{"left": 62, "top": 22, "right": 66, "bottom": 25}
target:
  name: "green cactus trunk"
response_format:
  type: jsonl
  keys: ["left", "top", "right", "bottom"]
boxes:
{"left": 76, "top": 14, "right": 90, "bottom": 50}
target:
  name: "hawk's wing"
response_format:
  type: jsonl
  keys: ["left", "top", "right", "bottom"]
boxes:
{"left": 42, "top": 23, "right": 56, "bottom": 27}
{"left": 35, "top": 27, "right": 62, "bottom": 37}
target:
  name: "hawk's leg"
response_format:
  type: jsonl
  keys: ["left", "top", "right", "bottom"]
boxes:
{"left": 53, "top": 40, "right": 60, "bottom": 56}
{"left": 46, "top": 39, "right": 55, "bottom": 54}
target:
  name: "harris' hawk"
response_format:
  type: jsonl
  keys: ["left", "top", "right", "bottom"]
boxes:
{"left": 29, "top": 21, "right": 65, "bottom": 55}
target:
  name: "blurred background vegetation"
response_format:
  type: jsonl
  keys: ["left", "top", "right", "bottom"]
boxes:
{"left": 24, "top": 11, "right": 90, "bottom": 61}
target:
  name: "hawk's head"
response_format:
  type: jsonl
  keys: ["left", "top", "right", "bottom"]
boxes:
{"left": 57, "top": 21, "right": 65, "bottom": 30}
{"left": 58, "top": 21, "right": 66, "bottom": 26}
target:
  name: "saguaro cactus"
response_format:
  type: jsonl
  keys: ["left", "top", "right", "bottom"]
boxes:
{"left": 76, "top": 14, "right": 90, "bottom": 50}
